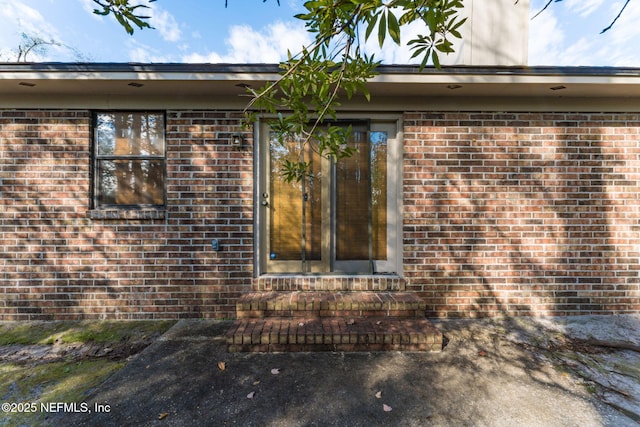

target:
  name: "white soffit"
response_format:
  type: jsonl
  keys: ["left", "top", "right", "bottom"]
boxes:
{"left": 1, "top": 64, "right": 640, "bottom": 104}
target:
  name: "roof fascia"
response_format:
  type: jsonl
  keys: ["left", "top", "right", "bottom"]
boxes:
{"left": 1, "top": 63, "right": 640, "bottom": 84}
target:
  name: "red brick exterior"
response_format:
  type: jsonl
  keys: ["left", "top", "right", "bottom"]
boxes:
{"left": 404, "top": 112, "right": 640, "bottom": 317}
{"left": 0, "top": 110, "right": 253, "bottom": 320}
{"left": 1, "top": 109, "right": 639, "bottom": 319}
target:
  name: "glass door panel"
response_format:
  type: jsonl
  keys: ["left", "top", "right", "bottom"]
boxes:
{"left": 334, "top": 129, "right": 388, "bottom": 273}
{"left": 370, "top": 130, "right": 388, "bottom": 260}
{"left": 336, "top": 130, "right": 369, "bottom": 260}
{"left": 335, "top": 130, "right": 388, "bottom": 261}
{"left": 268, "top": 136, "right": 322, "bottom": 269}
{"left": 261, "top": 120, "right": 398, "bottom": 275}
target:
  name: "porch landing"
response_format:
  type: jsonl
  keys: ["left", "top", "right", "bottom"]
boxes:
{"left": 226, "top": 291, "right": 443, "bottom": 352}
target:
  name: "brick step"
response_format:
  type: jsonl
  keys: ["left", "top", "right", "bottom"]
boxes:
{"left": 236, "top": 291, "right": 426, "bottom": 319}
{"left": 254, "top": 275, "right": 405, "bottom": 292}
{"left": 226, "top": 317, "right": 443, "bottom": 352}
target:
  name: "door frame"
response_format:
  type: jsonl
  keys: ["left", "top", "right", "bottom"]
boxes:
{"left": 255, "top": 114, "right": 403, "bottom": 276}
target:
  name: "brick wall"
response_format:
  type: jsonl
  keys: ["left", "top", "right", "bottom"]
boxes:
{"left": 404, "top": 112, "right": 640, "bottom": 318}
{"left": 0, "top": 110, "right": 253, "bottom": 320}
{"left": 2, "top": 108, "right": 640, "bottom": 320}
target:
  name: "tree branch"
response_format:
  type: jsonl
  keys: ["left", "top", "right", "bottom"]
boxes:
{"left": 531, "top": 0, "right": 556, "bottom": 20}
{"left": 600, "top": 0, "right": 631, "bottom": 33}
{"left": 303, "top": 37, "right": 353, "bottom": 151}
{"left": 533, "top": 0, "right": 631, "bottom": 34}
{"left": 243, "top": 3, "right": 363, "bottom": 114}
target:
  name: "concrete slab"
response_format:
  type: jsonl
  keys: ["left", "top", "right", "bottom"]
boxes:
{"left": 52, "top": 315, "right": 640, "bottom": 426}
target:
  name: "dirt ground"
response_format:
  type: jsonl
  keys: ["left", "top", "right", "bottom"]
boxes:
{"left": 38, "top": 314, "right": 639, "bottom": 427}
{"left": 0, "top": 339, "right": 150, "bottom": 366}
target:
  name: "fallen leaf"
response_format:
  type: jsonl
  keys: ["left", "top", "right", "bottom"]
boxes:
{"left": 247, "top": 391, "right": 255, "bottom": 399}
{"left": 271, "top": 368, "right": 280, "bottom": 375}
{"left": 158, "top": 412, "right": 169, "bottom": 420}
{"left": 478, "top": 350, "right": 488, "bottom": 357}
{"left": 218, "top": 361, "right": 226, "bottom": 371}
{"left": 383, "top": 404, "right": 392, "bottom": 412}
{"left": 253, "top": 380, "right": 261, "bottom": 385}
{"left": 375, "top": 391, "right": 382, "bottom": 399}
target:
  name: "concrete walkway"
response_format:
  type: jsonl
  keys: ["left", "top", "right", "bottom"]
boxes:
{"left": 54, "top": 315, "right": 640, "bottom": 426}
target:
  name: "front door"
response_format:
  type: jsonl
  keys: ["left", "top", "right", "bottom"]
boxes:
{"left": 259, "top": 120, "right": 400, "bottom": 274}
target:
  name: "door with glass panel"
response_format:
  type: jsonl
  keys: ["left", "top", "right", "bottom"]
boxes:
{"left": 260, "top": 120, "right": 399, "bottom": 274}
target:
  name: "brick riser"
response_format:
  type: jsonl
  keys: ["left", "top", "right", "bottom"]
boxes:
{"left": 226, "top": 291, "right": 443, "bottom": 353}
{"left": 226, "top": 317, "right": 443, "bottom": 352}
{"left": 254, "top": 276, "right": 406, "bottom": 292}
{"left": 236, "top": 291, "right": 426, "bottom": 319}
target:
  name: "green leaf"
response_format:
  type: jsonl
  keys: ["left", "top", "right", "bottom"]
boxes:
{"left": 243, "top": 0, "right": 464, "bottom": 182}
{"left": 431, "top": 49, "right": 440, "bottom": 68}
{"left": 399, "top": 9, "right": 417, "bottom": 26}
{"left": 365, "top": 13, "right": 379, "bottom": 41}
{"left": 114, "top": 13, "right": 134, "bottom": 35}
{"left": 362, "top": 86, "right": 371, "bottom": 102}
{"left": 409, "top": 46, "right": 426, "bottom": 60}
{"left": 377, "top": 11, "right": 387, "bottom": 47}
{"left": 93, "top": 8, "right": 110, "bottom": 16}
{"left": 387, "top": 10, "right": 401, "bottom": 45}
{"left": 426, "top": 8, "right": 436, "bottom": 31}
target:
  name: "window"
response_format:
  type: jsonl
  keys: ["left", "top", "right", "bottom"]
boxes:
{"left": 259, "top": 120, "right": 401, "bottom": 274}
{"left": 93, "top": 112, "right": 165, "bottom": 208}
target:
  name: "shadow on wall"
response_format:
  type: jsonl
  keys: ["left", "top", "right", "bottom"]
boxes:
{"left": 405, "top": 112, "right": 640, "bottom": 318}
{"left": 0, "top": 110, "right": 254, "bottom": 320}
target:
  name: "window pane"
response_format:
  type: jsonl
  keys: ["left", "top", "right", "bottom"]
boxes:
{"left": 336, "top": 130, "right": 387, "bottom": 260}
{"left": 370, "top": 131, "right": 388, "bottom": 259}
{"left": 98, "top": 159, "right": 164, "bottom": 206}
{"left": 269, "top": 136, "right": 322, "bottom": 261}
{"left": 96, "top": 112, "right": 164, "bottom": 156}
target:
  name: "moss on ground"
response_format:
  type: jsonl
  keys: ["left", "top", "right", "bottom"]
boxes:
{"left": 0, "top": 360, "right": 125, "bottom": 427}
{"left": 0, "top": 320, "right": 176, "bottom": 346}
{"left": 0, "top": 320, "right": 176, "bottom": 427}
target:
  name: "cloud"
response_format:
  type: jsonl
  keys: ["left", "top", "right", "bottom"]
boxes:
{"left": 529, "top": 13, "right": 610, "bottom": 66}
{"left": 128, "top": 45, "right": 171, "bottom": 63}
{"left": 125, "top": 38, "right": 174, "bottom": 63}
{"left": 80, "top": 0, "right": 180, "bottom": 42}
{"left": 597, "top": 1, "right": 640, "bottom": 65}
{"left": 528, "top": 7, "right": 565, "bottom": 65}
{"left": 181, "top": 21, "right": 311, "bottom": 63}
{"left": 565, "top": 0, "right": 606, "bottom": 17}
{"left": 150, "top": 7, "right": 181, "bottom": 42}
{"left": 0, "top": 0, "right": 64, "bottom": 60}
{"left": 78, "top": 0, "right": 100, "bottom": 17}
{"left": 0, "top": 0, "right": 57, "bottom": 36}
{"left": 529, "top": 0, "right": 640, "bottom": 66}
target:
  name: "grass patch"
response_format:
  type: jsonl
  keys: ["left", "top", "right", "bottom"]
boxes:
{"left": 0, "top": 320, "right": 176, "bottom": 427}
{"left": 0, "top": 320, "right": 176, "bottom": 345}
{"left": 0, "top": 360, "right": 124, "bottom": 427}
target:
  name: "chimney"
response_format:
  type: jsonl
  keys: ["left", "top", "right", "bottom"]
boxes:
{"left": 441, "top": 0, "right": 530, "bottom": 66}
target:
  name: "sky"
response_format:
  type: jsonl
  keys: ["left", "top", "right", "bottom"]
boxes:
{"left": 0, "top": 0, "right": 639, "bottom": 66}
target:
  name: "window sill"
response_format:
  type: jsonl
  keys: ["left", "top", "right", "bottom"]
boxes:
{"left": 88, "top": 208, "right": 166, "bottom": 220}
